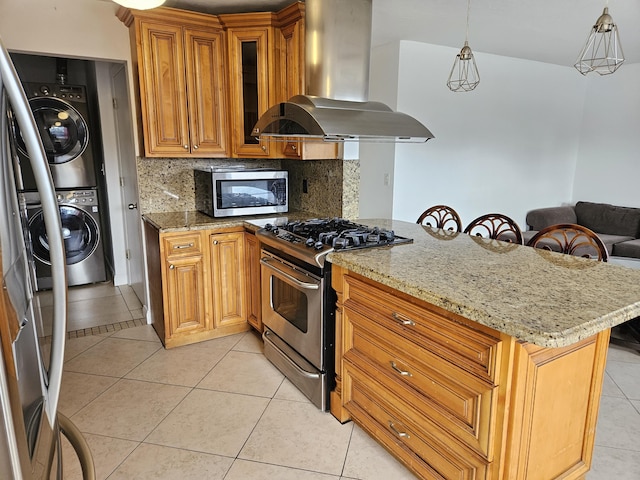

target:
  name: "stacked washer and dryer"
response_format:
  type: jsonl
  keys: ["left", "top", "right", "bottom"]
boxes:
{"left": 14, "top": 81, "right": 107, "bottom": 290}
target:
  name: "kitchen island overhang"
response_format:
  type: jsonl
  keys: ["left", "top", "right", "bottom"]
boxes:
{"left": 327, "top": 219, "right": 640, "bottom": 480}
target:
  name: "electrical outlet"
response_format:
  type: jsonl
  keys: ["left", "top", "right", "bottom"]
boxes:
{"left": 383, "top": 173, "right": 390, "bottom": 186}
{"left": 303, "top": 178, "right": 308, "bottom": 193}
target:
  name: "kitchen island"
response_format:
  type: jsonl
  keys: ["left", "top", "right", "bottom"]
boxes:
{"left": 327, "top": 219, "right": 640, "bottom": 480}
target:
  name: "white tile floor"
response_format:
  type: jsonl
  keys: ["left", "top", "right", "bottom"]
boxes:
{"left": 56, "top": 284, "right": 640, "bottom": 479}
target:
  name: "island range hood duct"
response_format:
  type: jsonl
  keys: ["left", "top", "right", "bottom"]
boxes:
{"left": 252, "top": 0, "right": 434, "bottom": 143}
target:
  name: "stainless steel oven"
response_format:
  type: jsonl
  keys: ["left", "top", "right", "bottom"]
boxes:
{"left": 260, "top": 249, "right": 333, "bottom": 410}
{"left": 257, "top": 218, "right": 412, "bottom": 411}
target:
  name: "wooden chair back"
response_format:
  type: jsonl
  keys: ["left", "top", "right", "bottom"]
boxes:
{"left": 417, "top": 205, "right": 462, "bottom": 232}
{"left": 526, "top": 223, "right": 609, "bottom": 261}
{"left": 463, "top": 213, "right": 524, "bottom": 244}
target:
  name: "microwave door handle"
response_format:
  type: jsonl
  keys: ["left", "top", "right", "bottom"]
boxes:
{"left": 260, "top": 258, "right": 319, "bottom": 290}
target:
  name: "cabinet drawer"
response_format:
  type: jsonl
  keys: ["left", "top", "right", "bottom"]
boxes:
{"left": 346, "top": 307, "right": 497, "bottom": 458}
{"left": 343, "top": 274, "right": 502, "bottom": 384}
{"left": 163, "top": 233, "right": 202, "bottom": 258}
{"left": 345, "top": 363, "right": 488, "bottom": 480}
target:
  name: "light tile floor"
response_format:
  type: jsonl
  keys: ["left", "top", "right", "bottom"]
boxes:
{"left": 55, "top": 285, "right": 640, "bottom": 479}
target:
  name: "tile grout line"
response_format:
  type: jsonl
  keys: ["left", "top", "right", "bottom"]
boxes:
{"left": 43, "top": 318, "right": 147, "bottom": 344}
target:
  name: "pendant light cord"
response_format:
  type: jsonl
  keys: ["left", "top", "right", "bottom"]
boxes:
{"left": 465, "top": 0, "right": 471, "bottom": 43}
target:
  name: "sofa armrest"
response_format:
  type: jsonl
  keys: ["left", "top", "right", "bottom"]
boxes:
{"left": 525, "top": 206, "right": 577, "bottom": 231}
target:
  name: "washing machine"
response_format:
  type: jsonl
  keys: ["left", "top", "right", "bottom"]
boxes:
{"left": 23, "top": 189, "right": 106, "bottom": 290}
{"left": 14, "top": 83, "right": 97, "bottom": 191}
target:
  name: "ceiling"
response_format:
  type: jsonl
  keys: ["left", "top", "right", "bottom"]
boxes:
{"left": 130, "top": 0, "right": 640, "bottom": 66}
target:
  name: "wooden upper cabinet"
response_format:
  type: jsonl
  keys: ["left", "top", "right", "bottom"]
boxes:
{"left": 221, "top": 12, "right": 277, "bottom": 158}
{"left": 118, "top": 7, "right": 228, "bottom": 158}
{"left": 184, "top": 28, "right": 229, "bottom": 156}
{"left": 118, "top": 3, "right": 340, "bottom": 160}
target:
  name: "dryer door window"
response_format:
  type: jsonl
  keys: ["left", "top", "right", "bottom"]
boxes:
{"left": 29, "top": 205, "right": 99, "bottom": 265}
{"left": 17, "top": 97, "right": 88, "bottom": 165}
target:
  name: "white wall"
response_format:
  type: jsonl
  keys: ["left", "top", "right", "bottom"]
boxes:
{"left": 358, "top": 43, "right": 399, "bottom": 219}
{"left": 365, "top": 41, "right": 588, "bottom": 228}
{"left": 0, "top": 0, "right": 129, "bottom": 62}
{"left": 573, "top": 63, "right": 640, "bottom": 207}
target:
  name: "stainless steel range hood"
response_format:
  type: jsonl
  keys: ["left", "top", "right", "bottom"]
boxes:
{"left": 252, "top": 0, "right": 434, "bottom": 143}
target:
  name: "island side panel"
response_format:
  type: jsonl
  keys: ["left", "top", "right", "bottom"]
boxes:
{"left": 503, "top": 330, "right": 610, "bottom": 480}
{"left": 331, "top": 265, "right": 611, "bottom": 480}
{"left": 330, "top": 264, "right": 352, "bottom": 423}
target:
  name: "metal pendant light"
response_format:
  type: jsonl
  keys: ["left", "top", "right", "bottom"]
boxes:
{"left": 574, "top": 5, "right": 624, "bottom": 75}
{"left": 447, "top": 0, "right": 480, "bottom": 92}
{"left": 112, "top": 0, "right": 165, "bottom": 9}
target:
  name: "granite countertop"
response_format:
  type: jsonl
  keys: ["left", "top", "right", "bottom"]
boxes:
{"left": 327, "top": 219, "right": 640, "bottom": 348}
{"left": 142, "top": 210, "right": 315, "bottom": 233}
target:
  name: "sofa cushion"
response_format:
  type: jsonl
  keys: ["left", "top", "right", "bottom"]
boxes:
{"left": 613, "top": 239, "right": 640, "bottom": 259}
{"left": 575, "top": 201, "right": 640, "bottom": 237}
{"left": 522, "top": 230, "right": 538, "bottom": 245}
{"left": 526, "top": 206, "right": 577, "bottom": 231}
{"left": 595, "top": 234, "right": 635, "bottom": 255}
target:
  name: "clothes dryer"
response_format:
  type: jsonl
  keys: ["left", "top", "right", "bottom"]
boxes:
{"left": 14, "top": 83, "right": 97, "bottom": 190}
{"left": 23, "top": 189, "right": 107, "bottom": 290}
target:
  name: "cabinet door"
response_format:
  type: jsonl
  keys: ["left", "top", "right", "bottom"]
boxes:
{"left": 244, "top": 232, "right": 262, "bottom": 332}
{"left": 165, "top": 255, "right": 208, "bottom": 338}
{"left": 211, "top": 232, "right": 247, "bottom": 328}
{"left": 185, "top": 27, "right": 229, "bottom": 157}
{"left": 138, "top": 21, "right": 190, "bottom": 157}
{"left": 227, "top": 27, "right": 274, "bottom": 158}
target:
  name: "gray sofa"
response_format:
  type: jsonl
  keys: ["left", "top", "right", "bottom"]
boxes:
{"left": 524, "top": 201, "right": 640, "bottom": 260}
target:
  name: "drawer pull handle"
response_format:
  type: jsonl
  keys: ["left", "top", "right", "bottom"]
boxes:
{"left": 390, "top": 361, "right": 412, "bottom": 377}
{"left": 173, "top": 243, "right": 194, "bottom": 249}
{"left": 388, "top": 421, "right": 410, "bottom": 439}
{"left": 392, "top": 312, "right": 415, "bottom": 326}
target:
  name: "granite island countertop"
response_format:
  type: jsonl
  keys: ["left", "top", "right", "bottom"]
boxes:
{"left": 327, "top": 219, "right": 640, "bottom": 348}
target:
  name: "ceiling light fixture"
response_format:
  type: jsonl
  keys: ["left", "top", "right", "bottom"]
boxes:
{"left": 112, "top": 0, "right": 166, "bottom": 10}
{"left": 574, "top": 5, "right": 624, "bottom": 75}
{"left": 447, "top": 0, "right": 480, "bottom": 92}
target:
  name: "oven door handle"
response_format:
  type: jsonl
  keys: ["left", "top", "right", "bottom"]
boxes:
{"left": 260, "top": 257, "right": 320, "bottom": 290}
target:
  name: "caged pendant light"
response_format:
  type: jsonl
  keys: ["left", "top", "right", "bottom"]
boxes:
{"left": 447, "top": 0, "right": 480, "bottom": 92}
{"left": 574, "top": 5, "right": 624, "bottom": 75}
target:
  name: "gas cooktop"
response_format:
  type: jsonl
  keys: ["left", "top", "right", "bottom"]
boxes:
{"left": 257, "top": 217, "right": 413, "bottom": 268}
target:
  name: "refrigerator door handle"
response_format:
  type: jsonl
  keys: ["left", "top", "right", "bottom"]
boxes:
{"left": 0, "top": 40, "right": 67, "bottom": 425}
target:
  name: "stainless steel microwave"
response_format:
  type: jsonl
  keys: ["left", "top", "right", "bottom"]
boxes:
{"left": 195, "top": 168, "right": 288, "bottom": 217}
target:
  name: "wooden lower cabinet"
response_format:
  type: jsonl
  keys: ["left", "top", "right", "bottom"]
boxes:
{"left": 331, "top": 266, "right": 610, "bottom": 480}
{"left": 244, "top": 231, "right": 262, "bottom": 332}
{"left": 210, "top": 231, "right": 247, "bottom": 331}
{"left": 144, "top": 222, "right": 250, "bottom": 348}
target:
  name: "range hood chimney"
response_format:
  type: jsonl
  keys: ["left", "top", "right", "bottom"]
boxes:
{"left": 252, "top": 0, "right": 434, "bottom": 143}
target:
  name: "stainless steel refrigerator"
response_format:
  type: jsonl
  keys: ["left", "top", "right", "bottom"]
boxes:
{"left": 0, "top": 36, "right": 94, "bottom": 479}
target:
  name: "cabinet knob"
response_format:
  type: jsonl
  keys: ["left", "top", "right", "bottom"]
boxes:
{"left": 213, "top": 240, "right": 219, "bottom": 245}
{"left": 261, "top": 145, "right": 266, "bottom": 151}
{"left": 291, "top": 145, "right": 297, "bottom": 151}
{"left": 193, "top": 144, "right": 199, "bottom": 150}
{"left": 183, "top": 145, "right": 189, "bottom": 149}
{"left": 169, "top": 264, "right": 175, "bottom": 270}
